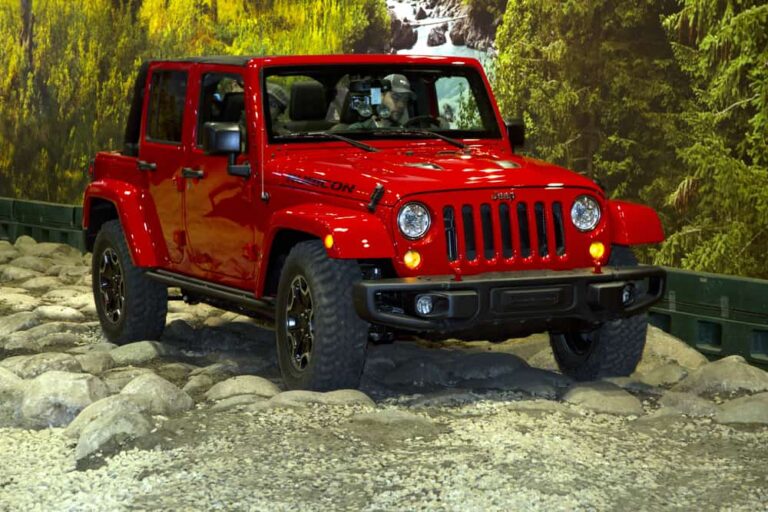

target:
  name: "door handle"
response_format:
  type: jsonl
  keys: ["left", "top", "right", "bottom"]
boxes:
{"left": 181, "top": 167, "right": 205, "bottom": 179}
{"left": 137, "top": 160, "right": 157, "bottom": 171}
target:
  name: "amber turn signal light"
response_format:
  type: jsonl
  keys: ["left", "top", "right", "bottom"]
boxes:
{"left": 404, "top": 250, "right": 422, "bottom": 270}
{"left": 324, "top": 234, "right": 334, "bottom": 249}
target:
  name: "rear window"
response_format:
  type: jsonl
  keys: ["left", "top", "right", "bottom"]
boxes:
{"left": 146, "top": 70, "right": 187, "bottom": 144}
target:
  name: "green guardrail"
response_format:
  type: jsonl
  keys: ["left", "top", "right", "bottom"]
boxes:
{"left": 0, "top": 197, "right": 85, "bottom": 252}
{"left": 0, "top": 197, "right": 767, "bottom": 369}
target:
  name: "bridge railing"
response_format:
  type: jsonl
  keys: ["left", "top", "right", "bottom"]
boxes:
{"left": 1, "top": 197, "right": 766, "bottom": 369}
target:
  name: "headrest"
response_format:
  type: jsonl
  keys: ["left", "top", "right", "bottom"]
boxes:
{"left": 219, "top": 92, "right": 244, "bottom": 123}
{"left": 289, "top": 81, "right": 327, "bottom": 120}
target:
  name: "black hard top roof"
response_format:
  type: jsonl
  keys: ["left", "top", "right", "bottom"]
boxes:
{"left": 159, "top": 56, "right": 254, "bottom": 66}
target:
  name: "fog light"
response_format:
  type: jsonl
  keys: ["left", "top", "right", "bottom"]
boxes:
{"left": 415, "top": 295, "right": 434, "bottom": 316}
{"left": 589, "top": 242, "right": 605, "bottom": 260}
{"left": 404, "top": 250, "right": 421, "bottom": 269}
{"left": 622, "top": 283, "right": 635, "bottom": 306}
{"left": 324, "top": 234, "right": 334, "bottom": 249}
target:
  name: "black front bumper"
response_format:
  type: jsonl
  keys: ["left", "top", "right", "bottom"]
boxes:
{"left": 353, "top": 266, "right": 666, "bottom": 339}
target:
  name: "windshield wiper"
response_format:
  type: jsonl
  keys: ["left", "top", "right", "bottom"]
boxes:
{"left": 384, "top": 128, "right": 467, "bottom": 150}
{"left": 277, "top": 131, "right": 378, "bottom": 153}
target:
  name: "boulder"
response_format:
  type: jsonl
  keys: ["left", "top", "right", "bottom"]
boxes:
{"left": 672, "top": 358, "right": 768, "bottom": 395}
{"left": 268, "top": 389, "right": 375, "bottom": 408}
{"left": 382, "top": 358, "right": 450, "bottom": 388}
{"left": 415, "top": 6, "right": 427, "bottom": 20}
{"left": 74, "top": 408, "right": 152, "bottom": 461}
{"left": 527, "top": 348, "right": 559, "bottom": 372}
{"left": 659, "top": 391, "right": 717, "bottom": 417}
{"left": 183, "top": 374, "right": 215, "bottom": 400}
{"left": 637, "top": 326, "right": 709, "bottom": 373}
{"left": 637, "top": 362, "right": 688, "bottom": 387}
{"left": 13, "top": 236, "right": 37, "bottom": 252}
{"left": 120, "top": 373, "right": 194, "bottom": 415}
{"left": 75, "top": 352, "right": 115, "bottom": 375}
{"left": 23, "top": 242, "right": 82, "bottom": 261}
{"left": 101, "top": 367, "right": 156, "bottom": 394}
{"left": 0, "top": 248, "right": 20, "bottom": 264}
{"left": 465, "top": 367, "right": 572, "bottom": 397}
{"left": 37, "top": 332, "right": 82, "bottom": 350}
{"left": 390, "top": 12, "right": 418, "bottom": 50}
{"left": 64, "top": 394, "right": 152, "bottom": 439}
{"left": 210, "top": 394, "right": 267, "bottom": 412}
{"left": 9, "top": 256, "right": 53, "bottom": 273}
{"left": 41, "top": 288, "right": 82, "bottom": 302}
{"left": 448, "top": 351, "right": 528, "bottom": 381}
{"left": 427, "top": 27, "right": 447, "bottom": 46}
{"left": 715, "top": 392, "right": 768, "bottom": 424}
{"left": 57, "top": 265, "right": 90, "bottom": 284}
{"left": 109, "top": 341, "right": 180, "bottom": 366}
{"left": 0, "top": 293, "right": 40, "bottom": 313}
{"left": 205, "top": 375, "right": 281, "bottom": 401}
{"left": 33, "top": 305, "right": 86, "bottom": 323}
{"left": 0, "top": 353, "right": 82, "bottom": 379}
{"left": 0, "top": 265, "right": 42, "bottom": 283}
{"left": 21, "top": 371, "right": 109, "bottom": 427}
{"left": 19, "top": 276, "right": 62, "bottom": 292}
{"left": 563, "top": 381, "right": 644, "bottom": 416}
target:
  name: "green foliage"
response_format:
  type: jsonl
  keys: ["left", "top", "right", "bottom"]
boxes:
{"left": 0, "top": 0, "right": 391, "bottom": 203}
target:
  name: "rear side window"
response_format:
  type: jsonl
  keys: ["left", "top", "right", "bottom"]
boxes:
{"left": 146, "top": 71, "right": 187, "bottom": 144}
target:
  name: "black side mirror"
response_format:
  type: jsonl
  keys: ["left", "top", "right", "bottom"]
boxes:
{"left": 505, "top": 118, "right": 525, "bottom": 149}
{"left": 201, "top": 122, "right": 250, "bottom": 178}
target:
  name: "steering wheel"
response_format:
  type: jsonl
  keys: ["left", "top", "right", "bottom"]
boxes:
{"left": 404, "top": 115, "right": 442, "bottom": 128}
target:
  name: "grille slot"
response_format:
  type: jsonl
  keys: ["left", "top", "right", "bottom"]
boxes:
{"left": 553, "top": 202, "right": 566, "bottom": 256}
{"left": 499, "top": 203, "right": 513, "bottom": 258}
{"left": 517, "top": 202, "right": 531, "bottom": 258}
{"left": 480, "top": 204, "right": 495, "bottom": 259}
{"left": 461, "top": 205, "right": 477, "bottom": 260}
{"left": 443, "top": 206, "right": 458, "bottom": 262}
{"left": 534, "top": 202, "right": 548, "bottom": 257}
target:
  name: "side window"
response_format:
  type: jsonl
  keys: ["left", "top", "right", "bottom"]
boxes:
{"left": 146, "top": 70, "right": 187, "bottom": 144}
{"left": 435, "top": 76, "right": 482, "bottom": 130}
{"left": 197, "top": 73, "right": 246, "bottom": 147}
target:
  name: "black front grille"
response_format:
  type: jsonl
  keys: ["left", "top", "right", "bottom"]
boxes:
{"left": 443, "top": 201, "right": 567, "bottom": 262}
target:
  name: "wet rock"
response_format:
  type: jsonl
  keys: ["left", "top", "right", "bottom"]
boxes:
{"left": 0, "top": 265, "right": 42, "bottom": 282}
{"left": 637, "top": 326, "right": 709, "bottom": 373}
{"left": 427, "top": 27, "right": 447, "bottom": 46}
{"left": 74, "top": 407, "right": 152, "bottom": 461}
{"left": 448, "top": 351, "right": 528, "bottom": 381}
{"left": 449, "top": 19, "right": 466, "bottom": 45}
{"left": 563, "top": 382, "right": 644, "bottom": 416}
{"left": 0, "top": 353, "right": 82, "bottom": 379}
{"left": 205, "top": 375, "right": 281, "bottom": 401}
{"left": 211, "top": 394, "right": 268, "bottom": 412}
{"left": 75, "top": 352, "right": 115, "bottom": 375}
{"left": 9, "top": 256, "right": 53, "bottom": 273}
{"left": 390, "top": 11, "right": 418, "bottom": 50}
{"left": 415, "top": 6, "right": 427, "bottom": 20}
{"left": 268, "top": 389, "right": 375, "bottom": 409}
{"left": 33, "top": 305, "right": 86, "bottom": 323}
{"left": 637, "top": 363, "right": 688, "bottom": 387}
{"left": 120, "top": 373, "right": 193, "bottom": 415}
{"left": 101, "top": 367, "right": 156, "bottom": 394}
{"left": 659, "top": 391, "right": 717, "bottom": 417}
{"left": 19, "top": 276, "right": 62, "bottom": 292}
{"left": 672, "top": 358, "right": 768, "bottom": 395}
{"left": 21, "top": 371, "right": 109, "bottom": 427}
{"left": 715, "top": 392, "right": 768, "bottom": 424}
{"left": 0, "top": 293, "right": 40, "bottom": 313}
{"left": 109, "top": 341, "right": 180, "bottom": 366}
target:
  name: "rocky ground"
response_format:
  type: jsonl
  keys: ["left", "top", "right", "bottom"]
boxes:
{"left": 1, "top": 236, "right": 767, "bottom": 511}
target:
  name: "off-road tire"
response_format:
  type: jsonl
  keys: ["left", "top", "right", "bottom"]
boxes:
{"left": 276, "top": 240, "right": 369, "bottom": 391}
{"left": 549, "top": 245, "right": 648, "bottom": 381}
{"left": 92, "top": 220, "right": 167, "bottom": 344}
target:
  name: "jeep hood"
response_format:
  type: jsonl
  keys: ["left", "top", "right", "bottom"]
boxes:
{"left": 268, "top": 147, "right": 602, "bottom": 207}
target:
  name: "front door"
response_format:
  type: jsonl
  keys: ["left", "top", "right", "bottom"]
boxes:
{"left": 183, "top": 70, "right": 256, "bottom": 281}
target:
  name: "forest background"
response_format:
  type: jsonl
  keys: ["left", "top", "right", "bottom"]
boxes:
{"left": 0, "top": 0, "right": 765, "bottom": 278}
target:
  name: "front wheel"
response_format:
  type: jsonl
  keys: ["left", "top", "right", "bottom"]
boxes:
{"left": 549, "top": 246, "right": 647, "bottom": 381}
{"left": 275, "top": 240, "right": 369, "bottom": 390}
{"left": 92, "top": 220, "right": 167, "bottom": 344}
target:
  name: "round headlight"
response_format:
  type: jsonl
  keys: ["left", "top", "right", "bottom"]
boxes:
{"left": 398, "top": 203, "right": 431, "bottom": 240}
{"left": 571, "top": 195, "right": 601, "bottom": 231}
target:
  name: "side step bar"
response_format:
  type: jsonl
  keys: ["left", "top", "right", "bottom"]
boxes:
{"left": 145, "top": 269, "right": 276, "bottom": 321}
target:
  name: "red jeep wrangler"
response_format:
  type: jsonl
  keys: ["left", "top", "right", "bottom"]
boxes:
{"left": 83, "top": 54, "right": 665, "bottom": 390}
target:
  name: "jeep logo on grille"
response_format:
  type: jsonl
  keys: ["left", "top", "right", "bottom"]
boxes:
{"left": 492, "top": 191, "right": 515, "bottom": 201}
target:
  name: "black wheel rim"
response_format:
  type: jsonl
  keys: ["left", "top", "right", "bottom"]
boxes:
{"left": 562, "top": 332, "right": 593, "bottom": 356}
{"left": 98, "top": 248, "right": 125, "bottom": 324}
{"left": 285, "top": 275, "right": 314, "bottom": 372}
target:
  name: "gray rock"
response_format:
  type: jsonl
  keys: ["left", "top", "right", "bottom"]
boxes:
{"left": 19, "top": 276, "right": 62, "bottom": 292}
{"left": 75, "top": 352, "right": 115, "bottom": 374}
{"left": 427, "top": 26, "right": 447, "bottom": 46}
{"left": 563, "top": 382, "right": 644, "bottom": 416}
{"left": 0, "top": 248, "right": 20, "bottom": 264}
{"left": 162, "top": 319, "right": 196, "bottom": 342}
{"left": 9, "top": 256, "right": 54, "bottom": 273}
{"left": 390, "top": 12, "right": 418, "bottom": 50}
{"left": 21, "top": 371, "right": 109, "bottom": 427}
{"left": 23, "top": 242, "right": 82, "bottom": 261}
{"left": 109, "top": 341, "right": 180, "bottom": 366}
{"left": 637, "top": 326, "right": 709, "bottom": 372}
{"left": 62, "top": 293, "right": 95, "bottom": 311}
{"left": 64, "top": 394, "right": 152, "bottom": 439}
{"left": 268, "top": 389, "right": 375, "bottom": 408}
{"left": 57, "top": 265, "right": 90, "bottom": 284}
{"left": 183, "top": 374, "right": 215, "bottom": 400}
{"left": 415, "top": 6, "right": 427, "bottom": 19}
{"left": 156, "top": 362, "right": 197, "bottom": 383}
{"left": 602, "top": 377, "right": 662, "bottom": 395}
{"left": 0, "top": 265, "right": 42, "bottom": 282}
{"left": 448, "top": 351, "right": 528, "bottom": 381}
{"left": 409, "top": 389, "right": 477, "bottom": 408}
{"left": 715, "top": 392, "right": 768, "bottom": 424}
{"left": 205, "top": 375, "right": 281, "bottom": 401}
{"left": 637, "top": 363, "right": 688, "bottom": 387}
{"left": 37, "top": 332, "right": 82, "bottom": 350}
{"left": 0, "top": 293, "right": 40, "bottom": 313}
{"left": 75, "top": 407, "right": 152, "bottom": 461}
{"left": 211, "top": 394, "right": 267, "bottom": 411}
{"left": 67, "top": 342, "right": 118, "bottom": 355}
{"left": 41, "top": 288, "right": 83, "bottom": 302}
{"left": 33, "top": 305, "right": 86, "bottom": 323}
{"left": 467, "top": 367, "right": 572, "bottom": 397}
{"left": 673, "top": 358, "right": 768, "bottom": 395}
{"left": 0, "top": 353, "right": 82, "bottom": 379}
{"left": 189, "top": 362, "right": 238, "bottom": 380}
{"left": 659, "top": 391, "right": 717, "bottom": 417}
{"left": 101, "top": 367, "right": 156, "bottom": 394}
{"left": 349, "top": 409, "right": 433, "bottom": 427}
{"left": 13, "top": 236, "right": 37, "bottom": 252}
{"left": 120, "top": 373, "right": 194, "bottom": 415}
{"left": 382, "top": 358, "right": 450, "bottom": 388}
{"left": 18, "top": 321, "right": 91, "bottom": 339}
{"left": 527, "top": 348, "right": 559, "bottom": 371}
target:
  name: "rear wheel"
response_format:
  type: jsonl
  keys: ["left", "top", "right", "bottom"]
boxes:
{"left": 92, "top": 220, "right": 167, "bottom": 344}
{"left": 549, "top": 246, "right": 648, "bottom": 381}
{"left": 276, "top": 240, "right": 368, "bottom": 390}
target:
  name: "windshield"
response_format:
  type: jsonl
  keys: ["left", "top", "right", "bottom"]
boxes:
{"left": 263, "top": 65, "right": 501, "bottom": 142}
